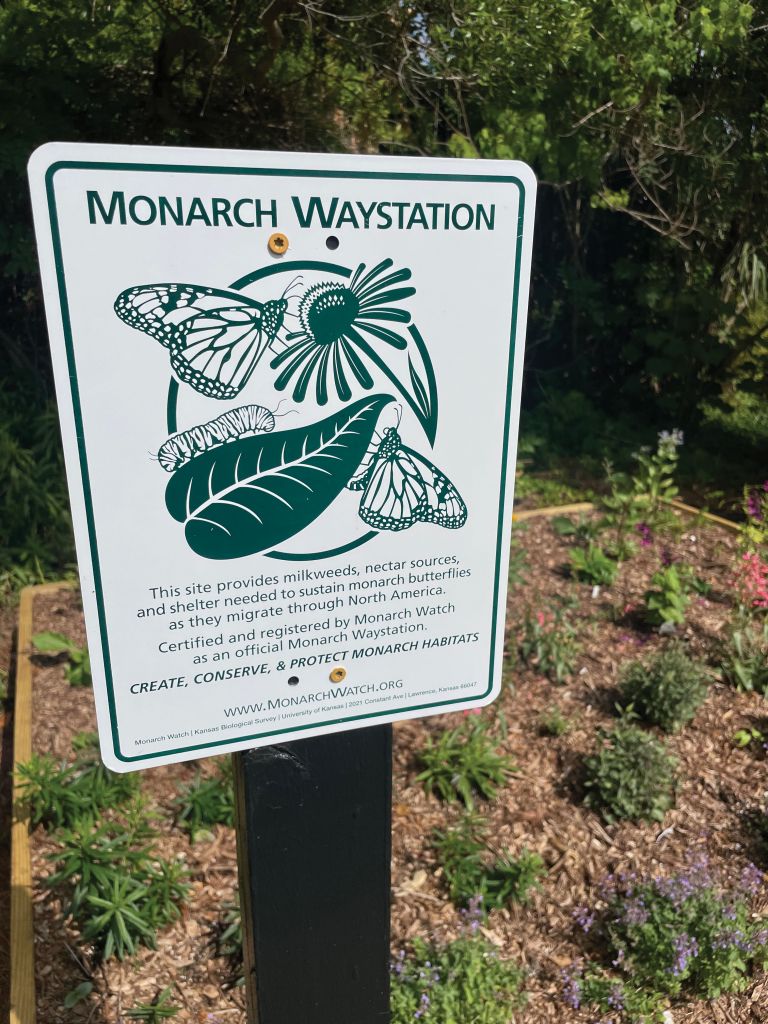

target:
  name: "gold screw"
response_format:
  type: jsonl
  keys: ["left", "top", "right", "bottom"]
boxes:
{"left": 329, "top": 667, "right": 347, "bottom": 684}
{"left": 268, "top": 232, "right": 289, "bottom": 255}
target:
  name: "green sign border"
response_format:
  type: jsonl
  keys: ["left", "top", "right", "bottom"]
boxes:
{"left": 44, "top": 158, "right": 528, "bottom": 763}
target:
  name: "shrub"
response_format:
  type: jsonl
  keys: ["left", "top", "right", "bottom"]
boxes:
{"left": 31, "top": 630, "right": 91, "bottom": 687}
{"left": 584, "top": 723, "right": 676, "bottom": 823}
{"left": 519, "top": 610, "right": 580, "bottom": 684}
{"left": 48, "top": 817, "right": 189, "bottom": 960}
{"left": 174, "top": 761, "right": 235, "bottom": 841}
{"left": 432, "top": 814, "right": 545, "bottom": 910}
{"left": 619, "top": 644, "right": 708, "bottom": 732}
{"left": 391, "top": 931, "right": 526, "bottom": 1023}
{"left": 417, "top": 719, "right": 514, "bottom": 809}
{"left": 570, "top": 543, "right": 619, "bottom": 586}
{"left": 16, "top": 749, "right": 139, "bottom": 829}
{"left": 721, "top": 617, "right": 768, "bottom": 694}
{"left": 563, "top": 856, "right": 768, "bottom": 1020}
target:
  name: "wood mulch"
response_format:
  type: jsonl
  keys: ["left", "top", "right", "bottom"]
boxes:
{"left": 9, "top": 509, "right": 768, "bottom": 1022}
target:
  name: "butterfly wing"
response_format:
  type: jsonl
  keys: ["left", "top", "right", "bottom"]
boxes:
{"left": 358, "top": 446, "right": 428, "bottom": 532}
{"left": 359, "top": 439, "right": 467, "bottom": 532}
{"left": 114, "top": 284, "right": 283, "bottom": 399}
{"left": 402, "top": 446, "right": 468, "bottom": 529}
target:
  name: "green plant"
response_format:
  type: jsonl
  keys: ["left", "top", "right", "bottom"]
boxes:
{"left": 48, "top": 816, "right": 189, "bottom": 960}
{"left": 539, "top": 705, "right": 571, "bottom": 737}
{"left": 417, "top": 719, "right": 514, "bottom": 809}
{"left": 216, "top": 896, "right": 244, "bottom": 985}
{"left": 570, "top": 543, "right": 619, "bottom": 586}
{"left": 31, "top": 630, "right": 91, "bottom": 687}
{"left": 432, "top": 814, "right": 545, "bottom": 910}
{"left": 551, "top": 512, "right": 602, "bottom": 544}
{"left": 619, "top": 644, "right": 709, "bottom": 733}
{"left": 391, "top": 931, "right": 526, "bottom": 1023}
{"left": 508, "top": 533, "right": 528, "bottom": 590}
{"left": 563, "top": 856, "right": 768, "bottom": 1020}
{"left": 584, "top": 723, "right": 677, "bottom": 823}
{"left": 63, "top": 981, "right": 93, "bottom": 1009}
{"left": 15, "top": 750, "right": 139, "bottom": 829}
{"left": 721, "top": 617, "right": 768, "bottom": 694}
{"left": 125, "top": 987, "right": 180, "bottom": 1020}
{"left": 519, "top": 610, "right": 580, "bottom": 684}
{"left": 733, "top": 725, "right": 765, "bottom": 751}
{"left": 174, "top": 762, "right": 235, "bottom": 841}
{"left": 642, "top": 564, "right": 691, "bottom": 627}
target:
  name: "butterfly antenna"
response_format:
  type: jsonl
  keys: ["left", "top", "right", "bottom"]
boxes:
{"left": 395, "top": 404, "right": 403, "bottom": 428}
{"left": 281, "top": 275, "right": 304, "bottom": 301}
{"left": 272, "top": 399, "right": 299, "bottom": 419}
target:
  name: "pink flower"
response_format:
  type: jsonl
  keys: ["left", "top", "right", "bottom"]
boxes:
{"left": 734, "top": 552, "right": 768, "bottom": 610}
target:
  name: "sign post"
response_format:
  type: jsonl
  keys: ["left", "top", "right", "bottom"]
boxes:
{"left": 28, "top": 143, "right": 535, "bottom": 1020}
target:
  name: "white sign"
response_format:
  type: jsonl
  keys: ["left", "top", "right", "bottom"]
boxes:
{"left": 28, "top": 143, "right": 536, "bottom": 772}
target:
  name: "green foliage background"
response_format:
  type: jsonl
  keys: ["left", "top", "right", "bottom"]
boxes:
{"left": 1, "top": 0, "right": 766, "bottom": 583}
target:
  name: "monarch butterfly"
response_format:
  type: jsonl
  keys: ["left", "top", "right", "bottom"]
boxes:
{"left": 348, "top": 426, "right": 467, "bottom": 531}
{"left": 114, "top": 278, "right": 301, "bottom": 399}
{"left": 157, "top": 404, "right": 275, "bottom": 472}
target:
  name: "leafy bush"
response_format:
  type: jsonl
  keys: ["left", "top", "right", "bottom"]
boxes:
{"left": 570, "top": 543, "right": 619, "bottom": 586}
{"left": 417, "top": 719, "right": 514, "bottom": 809}
{"left": 519, "top": 610, "right": 580, "bottom": 684}
{"left": 584, "top": 723, "right": 677, "bottom": 823}
{"left": 16, "top": 749, "right": 138, "bottom": 829}
{"left": 642, "top": 564, "right": 691, "bottom": 627}
{"left": 32, "top": 631, "right": 91, "bottom": 687}
{"left": 48, "top": 817, "right": 189, "bottom": 960}
{"left": 563, "top": 856, "right": 768, "bottom": 1021}
{"left": 721, "top": 617, "right": 768, "bottom": 694}
{"left": 619, "top": 644, "right": 708, "bottom": 733}
{"left": 215, "top": 896, "right": 244, "bottom": 985}
{"left": 432, "top": 814, "right": 544, "bottom": 910}
{"left": 174, "top": 762, "right": 235, "bottom": 841}
{"left": 551, "top": 513, "right": 602, "bottom": 544}
{"left": 391, "top": 931, "right": 526, "bottom": 1023}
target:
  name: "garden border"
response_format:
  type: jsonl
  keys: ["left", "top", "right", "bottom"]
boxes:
{"left": 9, "top": 581, "right": 74, "bottom": 1024}
{"left": 7, "top": 496, "right": 738, "bottom": 1021}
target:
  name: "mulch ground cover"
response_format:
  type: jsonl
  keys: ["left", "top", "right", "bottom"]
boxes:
{"left": 10, "top": 508, "right": 768, "bottom": 1022}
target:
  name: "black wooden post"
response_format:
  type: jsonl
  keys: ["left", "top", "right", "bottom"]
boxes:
{"left": 233, "top": 725, "right": 392, "bottom": 1024}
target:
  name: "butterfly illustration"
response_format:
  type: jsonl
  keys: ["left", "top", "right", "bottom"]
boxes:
{"left": 349, "top": 426, "right": 467, "bottom": 531}
{"left": 114, "top": 279, "right": 300, "bottom": 400}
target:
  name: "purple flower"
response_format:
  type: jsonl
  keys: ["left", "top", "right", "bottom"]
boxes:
{"left": 561, "top": 968, "right": 582, "bottom": 1009}
{"left": 607, "top": 985, "right": 624, "bottom": 1010}
{"left": 661, "top": 548, "right": 674, "bottom": 567}
{"left": 740, "top": 862, "right": 763, "bottom": 897}
{"left": 460, "top": 893, "right": 484, "bottom": 935}
{"left": 747, "top": 491, "right": 763, "bottom": 521}
{"left": 574, "top": 905, "right": 596, "bottom": 933}
{"left": 671, "top": 933, "right": 699, "bottom": 976}
{"left": 636, "top": 522, "right": 653, "bottom": 547}
{"left": 414, "top": 991, "right": 431, "bottom": 1018}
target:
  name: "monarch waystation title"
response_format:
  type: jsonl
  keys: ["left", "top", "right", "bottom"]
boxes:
{"left": 87, "top": 191, "right": 497, "bottom": 232}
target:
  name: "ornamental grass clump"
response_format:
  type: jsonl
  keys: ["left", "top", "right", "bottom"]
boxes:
{"left": 562, "top": 856, "right": 768, "bottom": 1021}
{"left": 619, "top": 644, "right": 708, "bottom": 733}
{"left": 391, "top": 905, "right": 526, "bottom": 1024}
{"left": 584, "top": 723, "right": 676, "bottom": 823}
{"left": 417, "top": 718, "right": 514, "bottom": 809}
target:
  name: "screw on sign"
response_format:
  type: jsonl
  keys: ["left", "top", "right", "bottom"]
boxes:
{"left": 28, "top": 144, "right": 535, "bottom": 1023}
{"left": 268, "top": 231, "right": 289, "bottom": 254}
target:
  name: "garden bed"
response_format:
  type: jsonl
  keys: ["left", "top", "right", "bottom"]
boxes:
{"left": 12, "top": 501, "right": 768, "bottom": 1023}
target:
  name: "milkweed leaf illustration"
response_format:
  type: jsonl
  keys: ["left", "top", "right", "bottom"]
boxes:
{"left": 165, "top": 394, "right": 394, "bottom": 558}
{"left": 407, "top": 355, "right": 430, "bottom": 422}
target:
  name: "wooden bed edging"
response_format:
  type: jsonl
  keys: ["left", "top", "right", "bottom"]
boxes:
{"left": 10, "top": 582, "right": 72, "bottom": 1024}
{"left": 7, "top": 497, "right": 738, "bottom": 1021}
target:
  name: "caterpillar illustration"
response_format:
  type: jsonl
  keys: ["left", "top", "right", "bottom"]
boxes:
{"left": 157, "top": 404, "right": 275, "bottom": 472}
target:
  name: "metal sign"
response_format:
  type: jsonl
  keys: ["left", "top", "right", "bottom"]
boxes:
{"left": 28, "top": 143, "right": 536, "bottom": 771}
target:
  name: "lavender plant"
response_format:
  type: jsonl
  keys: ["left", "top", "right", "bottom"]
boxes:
{"left": 391, "top": 902, "right": 526, "bottom": 1023}
{"left": 562, "top": 856, "right": 768, "bottom": 1021}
